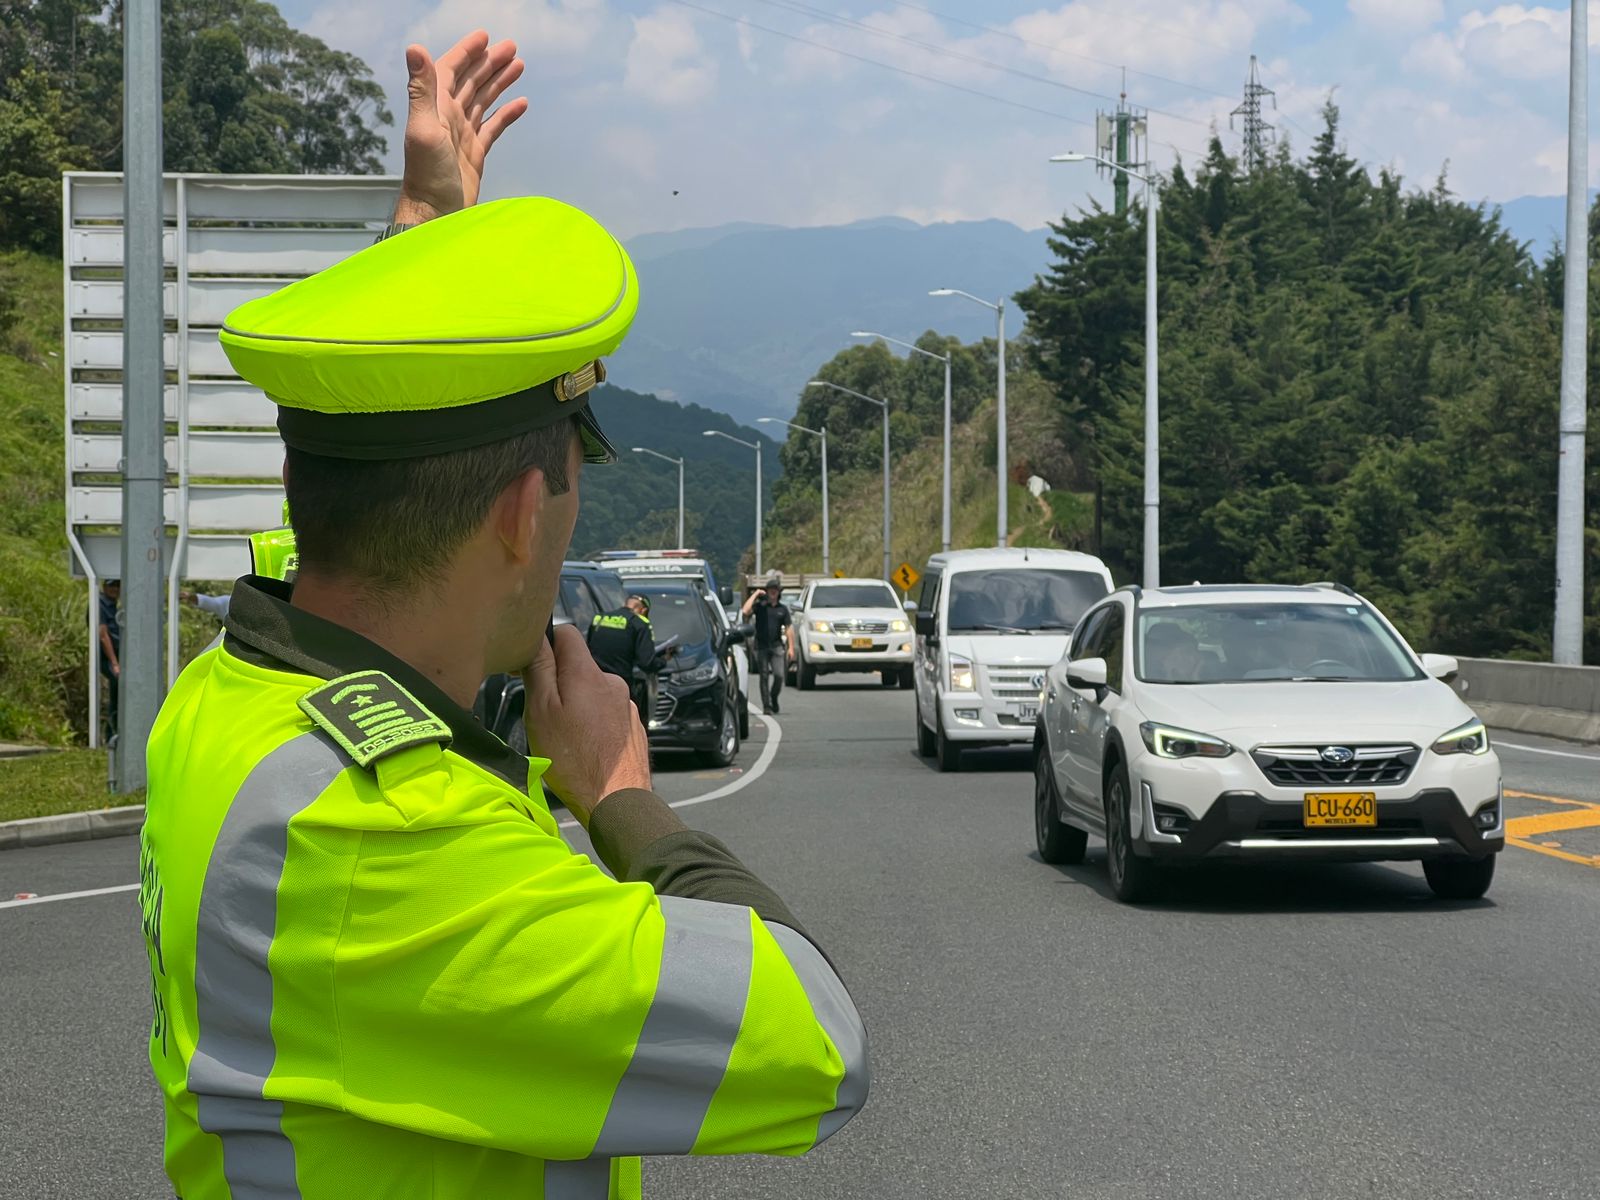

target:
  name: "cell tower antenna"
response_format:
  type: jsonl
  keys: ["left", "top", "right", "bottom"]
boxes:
{"left": 1230, "top": 54, "right": 1276, "bottom": 171}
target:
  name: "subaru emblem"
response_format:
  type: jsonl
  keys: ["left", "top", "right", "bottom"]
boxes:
{"left": 1320, "top": 746, "right": 1355, "bottom": 765}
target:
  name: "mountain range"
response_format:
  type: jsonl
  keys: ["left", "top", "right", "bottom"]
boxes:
{"left": 612, "top": 216, "right": 1050, "bottom": 427}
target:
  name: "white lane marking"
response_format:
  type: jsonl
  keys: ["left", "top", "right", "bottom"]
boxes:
{"left": 0, "top": 883, "right": 139, "bottom": 910}
{"left": 1496, "top": 739, "right": 1600, "bottom": 762}
{"left": 559, "top": 707, "right": 782, "bottom": 829}
{"left": 3, "top": 711, "right": 785, "bottom": 908}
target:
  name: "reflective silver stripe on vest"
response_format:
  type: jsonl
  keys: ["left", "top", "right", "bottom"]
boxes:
{"left": 589, "top": 894, "right": 754, "bottom": 1157}
{"left": 765, "top": 923, "right": 871, "bottom": 1145}
{"left": 188, "top": 731, "right": 349, "bottom": 1199}
{"left": 543, "top": 1157, "right": 611, "bottom": 1200}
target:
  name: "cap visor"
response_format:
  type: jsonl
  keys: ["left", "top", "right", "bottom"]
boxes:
{"left": 577, "top": 406, "right": 618, "bottom": 464}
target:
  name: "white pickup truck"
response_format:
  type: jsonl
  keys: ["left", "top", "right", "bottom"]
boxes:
{"left": 793, "top": 577, "right": 915, "bottom": 690}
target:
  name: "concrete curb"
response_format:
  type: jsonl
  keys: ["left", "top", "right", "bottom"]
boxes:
{"left": 1468, "top": 700, "right": 1600, "bottom": 746}
{"left": 0, "top": 805, "right": 145, "bottom": 851}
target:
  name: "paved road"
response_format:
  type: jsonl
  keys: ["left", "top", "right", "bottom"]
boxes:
{"left": 2, "top": 686, "right": 1597, "bottom": 1199}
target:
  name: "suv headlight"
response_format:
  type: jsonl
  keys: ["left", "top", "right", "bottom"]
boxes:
{"left": 890, "top": 618, "right": 909, "bottom": 633}
{"left": 810, "top": 619, "right": 832, "bottom": 633}
{"left": 949, "top": 654, "right": 975, "bottom": 692}
{"left": 675, "top": 658, "right": 720, "bottom": 685}
{"left": 1432, "top": 718, "right": 1489, "bottom": 756}
{"left": 1140, "top": 722, "right": 1233, "bottom": 759}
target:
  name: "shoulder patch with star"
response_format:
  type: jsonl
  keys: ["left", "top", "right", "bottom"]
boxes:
{"left": 298, "top": 670, "right": 452, "bottom": 769}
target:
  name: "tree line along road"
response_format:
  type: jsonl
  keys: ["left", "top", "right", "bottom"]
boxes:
{"left": 2, "top": 682, "right": 1597, "bottom": 1200}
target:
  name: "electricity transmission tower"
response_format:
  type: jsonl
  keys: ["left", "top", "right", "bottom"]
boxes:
{"left": 1230, "top": 54, "right": 1276, "bottom": 171}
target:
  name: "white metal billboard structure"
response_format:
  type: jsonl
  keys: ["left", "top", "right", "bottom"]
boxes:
{"left": 63, "top": 172, "right": 400, "bottom": 745}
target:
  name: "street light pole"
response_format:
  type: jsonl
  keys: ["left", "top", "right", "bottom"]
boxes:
{"left": 629, "top": 446, "right": 686, "bottom": 549}
{"left": 704, "top": 430, "right": 763, "bottom": 576}
{"left": 809, "top": 381, "right": 891, "bottom": 581}
{"left": 758, "top": 417, "right": 830, "bottom": 575}
{"left": 930, "top": 289, "right": 1007, "bottom": 547}
{"left": 1555, "top": 0, "right": 1588, "bottom": 664}
{"left": 854, "top": 331, "right": 952, "bottom": 552}
{"left": 1051, "top": 152, "right": 1161, "bottom": 588}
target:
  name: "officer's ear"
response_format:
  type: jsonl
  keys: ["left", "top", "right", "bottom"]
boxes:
{"left": 494, "top": 466, "right": 549, "bottom": 566}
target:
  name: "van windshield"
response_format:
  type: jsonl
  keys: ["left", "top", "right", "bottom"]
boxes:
{"left": 946, "top": 569, "right": 1108, "bottom": 633}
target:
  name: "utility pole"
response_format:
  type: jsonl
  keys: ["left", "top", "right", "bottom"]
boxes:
{"left": 118, "top": 0, "right": 164, "bottom": 792}
{"left": 1230, "top": 55, "right": 1276, "bottom": 172}
{"left": 1096, "top": 73, "right": 1145, "bottom": 216}
{"left": 1554, "top": 0, "right": 1588, "bottom": 664}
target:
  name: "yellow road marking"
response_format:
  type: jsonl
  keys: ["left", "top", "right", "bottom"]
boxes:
{"left": 1501, "top": 791, "right": 1600, "bottom": 870}
{"left": 1505, "top": 808, "right": 1600, "bottom": 837}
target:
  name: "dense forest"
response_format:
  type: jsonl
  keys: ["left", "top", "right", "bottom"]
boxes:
{"left": 764, "top": 105, "right": 1598, "bottom": 661}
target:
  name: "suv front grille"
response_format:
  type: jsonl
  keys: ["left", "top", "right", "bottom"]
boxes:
{"left": 1250, "top": 745, "right": 1419, "bottom": 788}
{"left": 650, "top": 692, "right": 676, "bottom": 727}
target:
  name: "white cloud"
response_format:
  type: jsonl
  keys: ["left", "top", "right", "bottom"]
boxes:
{"left": 1346, "top": 0, "right": 1443, "bottom": 33}
{"left": 625, "top": 8, "right": 718, "bottom": 106}
{"left": 407, "top": 0, "right": 607, "bottom": 61}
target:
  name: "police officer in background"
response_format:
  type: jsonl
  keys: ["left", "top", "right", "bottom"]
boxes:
{"left": 588, "top": 594, "right": 677, "bottom": 725}
{"left": 741, "top": 575, "right": 791, "bottom": 714}
{"left": 138, "top": 29, "right": 866, "bottom": 1200}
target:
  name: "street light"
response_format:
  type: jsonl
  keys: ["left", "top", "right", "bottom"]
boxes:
{"left": 630, "top": 446, "right": 686, "bottom": 549}
{"left": 704, "top": 430, "right": 762, "bottom": 577}
{"left": 808, "top": 380, "right": 892, "bottom": 582}
{"left": 854, "top": 331, "right": 952, "bottom": 553}
{"left": 930, "top": 288, "right": 1007, "bottom": 548}
{"left": 757, "top": 417, "right": 830, "bottom": 575}
{"left": 1051, "top": 150, "right": 1161, "bottom": 589}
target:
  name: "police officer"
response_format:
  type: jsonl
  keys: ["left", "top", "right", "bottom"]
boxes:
{"left": 588, "top": 594, "right": 676, "bottom": 724}
{"left": 139, "top": 30, "right": 866, "bottom": 1200}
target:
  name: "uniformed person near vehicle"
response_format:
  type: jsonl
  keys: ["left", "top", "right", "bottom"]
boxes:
{"left": 742, "top": 575, "right": 792, "bottom": 714}
{"left": 588, "top": 594, "right": 677, "bottom": 725}
{"left": 138, "top": 30, "right": 867, "bottom": 1200}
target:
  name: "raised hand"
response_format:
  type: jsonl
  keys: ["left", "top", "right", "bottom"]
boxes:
{"left": 392, "top": 30, "right": 529, "bottom": 225}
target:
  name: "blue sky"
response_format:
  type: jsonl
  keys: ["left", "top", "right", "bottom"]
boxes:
{"left": 274, "top": 0, "right": 1599, "bottom": 237}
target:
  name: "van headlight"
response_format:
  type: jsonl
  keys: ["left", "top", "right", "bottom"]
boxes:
{"left": 1140, "top": 722, "right": 1233, "bottom": 759}
{"left": 890, "top": 618, "right": 909, "bottom": 632}
{"left": 949, "top": 654, "right": 975, "bottom": 692}
{"left": 1432, "top": 718, "right": 1489, "bottom": 756}
{"left": 810, "top": 619, "right": 832, "bottom": 633}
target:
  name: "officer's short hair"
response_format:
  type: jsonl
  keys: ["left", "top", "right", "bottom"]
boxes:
{"left": 628, "top": 594, "right": 651, "bottom": 615}
{"left": 285, "top": 417, "right": 576, "bottom": 595}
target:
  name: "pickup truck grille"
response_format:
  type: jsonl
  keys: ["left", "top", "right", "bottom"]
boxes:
{"left": 832, "top": 619, "right": 890, "bottom": 634}
{"left": 1250, "top": 745, "right": 1419, "bottom": 788}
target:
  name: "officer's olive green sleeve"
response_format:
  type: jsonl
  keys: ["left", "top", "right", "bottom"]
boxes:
{"left": 589, "top": 789, "right": 809, "bottom": 937}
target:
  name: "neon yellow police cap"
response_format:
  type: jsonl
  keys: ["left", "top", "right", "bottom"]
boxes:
{"left": 219, "top": 197, "right": 636, "bottom": 463}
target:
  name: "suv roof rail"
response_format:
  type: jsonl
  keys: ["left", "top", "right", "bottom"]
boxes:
{"left": 1114, "top": 583, "right": 1142, "bottom": 597}
{"left": 1304, "top": 580, "right": 1359, "bottom": 598}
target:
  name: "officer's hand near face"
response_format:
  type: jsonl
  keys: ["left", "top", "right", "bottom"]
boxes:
{"left": 392, "top": 30, "right": 530, "bottom": 225}
{"left": 522, "top": 624, "right": 651, "bottom": 829}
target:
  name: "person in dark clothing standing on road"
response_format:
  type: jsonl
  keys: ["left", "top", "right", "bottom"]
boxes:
{"left": 741, "top": 577, "right": 791, "bottom": 715}
{"left": 588, "top": 595, "right": 676, "bottom": 725}
{"left": 98, "top": 578, "right": 121, "bottom": 738}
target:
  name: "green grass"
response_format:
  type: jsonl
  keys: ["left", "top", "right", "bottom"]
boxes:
{"left": 0, "top": 749, "right": 143, "bottom": 821}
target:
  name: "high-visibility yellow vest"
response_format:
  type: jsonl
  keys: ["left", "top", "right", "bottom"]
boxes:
{"left": 141, "top": 622, "right": 865, "bottom": 1197}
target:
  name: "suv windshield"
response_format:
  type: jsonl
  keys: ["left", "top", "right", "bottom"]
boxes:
{"left": 809, "top": 584, "right": 899, "bottom": 610}
{"left": 638, "top": 588, "right": 713, "bottom": 651}
{"left": 946, "top": 569, "right": 1108, "bottom": 633}
{"left": 1136, "top": 603, "right": 1423, "bottom": 684}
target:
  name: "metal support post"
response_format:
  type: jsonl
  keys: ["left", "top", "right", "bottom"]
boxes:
{"left": 1555, "top": 0, "right": 1589, "bottom": 664}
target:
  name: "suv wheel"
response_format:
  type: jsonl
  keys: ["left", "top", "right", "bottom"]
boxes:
{"left": 700, "top": 702, "right": 740, "bottom": 768}
{"left": 798, "top": 661, "right": 817, "bottom": 690}
{"left": 1035, "top": 745, "right": 1087, "bottom": 864}
{"left": 915, "top": 696, "right": 936, "bottom": 757}
{"left": 898, "top": 665, "right": 914, "bottom": 689}
{"left": 1423, "top": 856, "right": 1495, "bottom": 901}
{"left": 1104, "top": 759, "right": 1158, "bottom": 903}
{"left": 879, "top": 671, "right": 897, "bottom": 688}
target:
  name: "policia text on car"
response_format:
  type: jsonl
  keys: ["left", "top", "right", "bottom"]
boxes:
{"left": 137, "top": 30, "right": 867, "bottom": 1200}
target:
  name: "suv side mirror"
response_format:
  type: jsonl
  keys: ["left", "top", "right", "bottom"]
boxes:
{"left": 1066, "top": 657, "right": 1108, "bottom": 692}
{"left": 915, "top": 612, "right": 936, "bottom": 638}
{"left": 724, "top": 626, "right": 747, "bottom": 647}
{"left": 903, "top": 599, "right": 917, "bottom": 613}
{"left": 718, "top": 585, "right": 734, "bottom": 607}
{"left": 1419, "top": 653, "right": 1459, "bottom": 681}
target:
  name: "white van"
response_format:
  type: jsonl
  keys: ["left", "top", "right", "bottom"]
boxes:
{"left": 912, "top": 548, "right": 1114, "bottom": 772}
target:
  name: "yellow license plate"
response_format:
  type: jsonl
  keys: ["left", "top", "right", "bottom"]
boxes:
{"left": 852, "top": 637, "right": 873, "bottom": 649}
{"left": 1304, "top": 792, "right": 1377, "bottom": 828}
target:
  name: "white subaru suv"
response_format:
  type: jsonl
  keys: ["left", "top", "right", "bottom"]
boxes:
{"left": 795, "top": 578, "right": 914, "bottom": 690}
{"left": 1034, "top": 583, "right": 1504, "bottom": 903}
